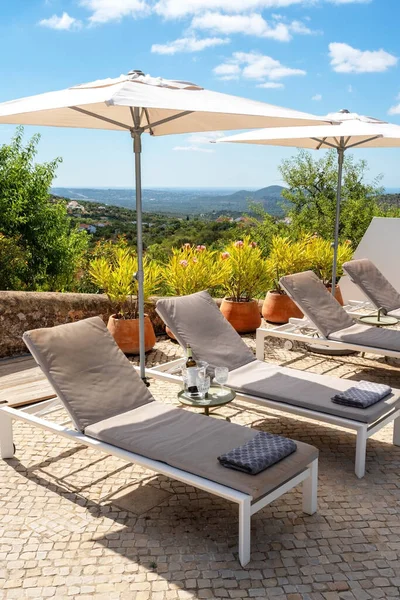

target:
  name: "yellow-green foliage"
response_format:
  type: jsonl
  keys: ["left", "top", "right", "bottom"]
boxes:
{"left": 265, "top": 235, "right": 311, "bottom": 292}
{"left": 305, "top": 236, "right": 353, "bottom": 284}
{"left": 221, "top": 236, "right": 270, "bottom": 301}
{"left": 164, "top": 244, "right": 228, "bottom": 296}
{"left": 88, "top": 243, "right": 163, "bottom": 318}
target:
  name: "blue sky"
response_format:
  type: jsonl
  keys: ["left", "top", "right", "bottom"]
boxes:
{"left": 1, "top": 0, "right": 400, "bottom": 188}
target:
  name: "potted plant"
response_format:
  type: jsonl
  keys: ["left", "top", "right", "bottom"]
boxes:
{"left": 305, "top": 236, "right": 353, "bottom": 304}
{"left": 88, "top": 243, "right": 163, "bottom": 354}
{"left": 262, "top": 235, "right": 310, "bottom": 324}
{"left": 162, "top": 243, "right": 228, "bottom": 337}
{"left": 220, "top": 236, "right": 269, "bottom": 333}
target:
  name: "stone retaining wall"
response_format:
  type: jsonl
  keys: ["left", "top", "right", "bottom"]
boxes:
{"left": 0, "top": 292, "right": 264, "bottom": 358}
{"left": 0, "top": 291, "right": 165, "bottom": 358}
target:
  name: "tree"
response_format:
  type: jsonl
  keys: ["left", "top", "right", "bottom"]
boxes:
{"left": 0, "top": 127, "right": 88, "bottom": 290}
{"left": 279, "top": 149, "right": 391, "bottom": 247}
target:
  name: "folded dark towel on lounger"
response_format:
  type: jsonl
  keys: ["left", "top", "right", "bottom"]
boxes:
{"left": 332, "top": 381, "right": 391, "bottom": 409}
{"left": 218, "top": 432, "right": 297, "bottom": 475}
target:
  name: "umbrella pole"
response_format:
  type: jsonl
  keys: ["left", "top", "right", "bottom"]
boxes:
{"left": 331, "top": 142, "right": 345, "bottom": 296}
{"left": 132, "top": 111, "right": 148, "bottom": 384}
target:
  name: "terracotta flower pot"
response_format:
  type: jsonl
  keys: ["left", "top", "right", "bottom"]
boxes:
{"left": 107, "top": 314, "right": 156, "bottom": 354}
{"left": 325, "top": 284, "right": 344, "bottom": 305}
{"left": 220, "top": 298, "right": 261, "bottom": 333}
{"left": 262, "top": 291, "right": 303, "bottom": 324}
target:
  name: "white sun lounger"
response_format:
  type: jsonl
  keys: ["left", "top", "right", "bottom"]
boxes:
{"left": 153, "top": 291, "right": 400, "bottom": 478}
{"left": 343, "top": 258, "right": 400, "bottom": 319}
{"left": 0, "top": 317, "right": 318, "bottom": 567}
{"left": 261, "top": 271, "right": 400, "bottom": 363}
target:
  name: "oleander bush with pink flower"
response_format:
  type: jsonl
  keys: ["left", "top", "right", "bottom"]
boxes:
{"left": 220, "top": 235, "right": 270, "bottom": 302}
{"left": 163, "top": 243, "right": 229, "bottom": 296}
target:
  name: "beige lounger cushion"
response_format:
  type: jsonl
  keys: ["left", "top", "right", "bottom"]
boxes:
{"left": 329, "top": 323, "right": 400, "bottom": 353}
{"left": 23, "top": 317, "right": 154, "bottom": 432}
{"left": 86, "top": 401, "right": 318, "bottom": 499}
{"left": 156, "top": 291, "right": 255, "bottom": 371}
{"left": 227, "top": 360, "right": 400, "bottom": 424}
{"left": 280, "top": 271, "right": 354, "bottom": 337}
{"left": 343, "top": 259, "right": 400, "bottom": 312}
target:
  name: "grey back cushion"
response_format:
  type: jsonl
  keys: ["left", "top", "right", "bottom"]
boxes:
{"left": 23, "top": 317, "right": 154, "bottom": 432}
{"left": 280, "top": 271, "right": 354, "bottom": 338}
{"left": 343, "top": 258, "right": 400, "bottom": 312}
{"left": 156, "top": 291, "right": 256, "bottom": 371}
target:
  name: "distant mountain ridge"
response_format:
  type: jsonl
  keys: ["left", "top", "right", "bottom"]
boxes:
{"left": 51, "top": 185, "right": 287, "bottom": 216}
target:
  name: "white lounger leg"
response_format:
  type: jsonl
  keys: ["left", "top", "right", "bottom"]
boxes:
{"left": 238, "top": 497, "right": 252, "bottom": 567}
{"left": 393, "top": 415, "right": 400, "bottom": 446}
{"left": 255, "top": 330, "right": 265, "bottom": 361}
{"left": 302, "top": 459, "right": 318, "bottom": 515}
{"left": 355, "top": 427, "right": 368, "bottom": 478}
{"left": 0, "top": 410, "right": 14, "bottom": 459}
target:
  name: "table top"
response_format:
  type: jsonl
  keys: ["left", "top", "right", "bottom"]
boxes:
{"left": 358, "top": 314, "right": 398, "bottom": 327}
{"left": 178, "top": 386, "right": 236, "bottom": 408}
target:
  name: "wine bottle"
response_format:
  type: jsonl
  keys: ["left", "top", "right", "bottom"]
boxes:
{"left": 185, "top": 345, "right": 198, "bottom": 394}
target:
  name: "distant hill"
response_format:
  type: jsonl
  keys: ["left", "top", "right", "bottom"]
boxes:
{"left": 51, "top": 185, "right": 287, "bottom": 216}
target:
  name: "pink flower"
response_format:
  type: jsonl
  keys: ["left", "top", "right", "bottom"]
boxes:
{"left": 183, "top": 243, "right": 191, "bottom": 250}
{"left": 221, "top": 252, "right": 230, "bottom": 260}
{"left": 192, "top": 257, "right": 198, "bottom": 263}
{"left": 249, "top": 241, "right": 257, "bottom": 248}
{"left": 180, "top": 260, "right": 188, "bottom": 268}
{"left": 196, "top": 244, "right": 206, "bottom": 252}
{"left": 234, "top": 240, "right": 244, "bottom": 248}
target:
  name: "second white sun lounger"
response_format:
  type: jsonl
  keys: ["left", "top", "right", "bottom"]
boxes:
{"left": 153, "top": 291, "right": 400, "bottom": 478}
{"left": 0, "top": 317, "right": 318, "bottom": 566}
{"left": 343, "top": 258, "right": 400, "bottom": 318}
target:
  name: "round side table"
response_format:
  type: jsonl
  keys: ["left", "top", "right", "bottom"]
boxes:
{"left": 358, "top": 314, "right": 398, "bottom": 327}
{"left": 177, "top": 386, "right": 236, "bottom": 421}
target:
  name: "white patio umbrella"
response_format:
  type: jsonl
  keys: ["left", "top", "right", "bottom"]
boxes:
{"left": 218, "top": 109, "right": 400, "bottom": 295}
{"left": 0, "top": 69, "right": 328, "bottom": 380}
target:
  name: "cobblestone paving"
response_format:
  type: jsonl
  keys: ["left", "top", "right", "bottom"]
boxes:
{"left": 1, "top": 333, "right": 400, "bottom": 599}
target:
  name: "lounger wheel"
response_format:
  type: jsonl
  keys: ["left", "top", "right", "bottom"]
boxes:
{"left": 284, "top": 340, "right": 294, "bottom": 351}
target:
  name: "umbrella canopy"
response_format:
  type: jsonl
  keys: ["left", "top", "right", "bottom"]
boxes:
{"left": 218, "top": 110, "right": 400, "bottom": 295}
{"left": 0, "top": 70, "right": 328, "bottom": 379}
{"left": 217, "top": 111, "right": 400, "bottom": 149}
{"left": 0, "top": 70, "right": 327, "bottom": 133}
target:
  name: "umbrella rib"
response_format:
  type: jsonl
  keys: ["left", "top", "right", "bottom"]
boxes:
{"left": 142, "top": 110, "right": 194, "bottom": 132}
{"left": 143, "top": 108, "right": 154, "bottom": 135}
{"left": 69, "top": 107, "right": 132, "bottom": 130}
{"left": 345, "top": 135, "right": 383, "bottom": 149}
{"left": 311, "top": 137, "right": 338, "bottom": 150}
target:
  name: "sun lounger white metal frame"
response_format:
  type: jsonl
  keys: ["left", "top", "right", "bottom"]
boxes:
{"left": 145, "top": 360, "right": 400, "bottom": 479}
{"left": 258, "top": 274, "right": 400, "bottom": 362}
{"left": 0, "top": 399, "right": 318, "bottom": 567}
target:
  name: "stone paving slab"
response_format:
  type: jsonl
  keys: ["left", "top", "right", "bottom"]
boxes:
{"left": 1, "top": 334, "right": 400, "bottom": 599}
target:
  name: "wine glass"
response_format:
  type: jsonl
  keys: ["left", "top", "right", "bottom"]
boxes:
{"left": 214, "top": 366, "right": 229, "bottom": 396}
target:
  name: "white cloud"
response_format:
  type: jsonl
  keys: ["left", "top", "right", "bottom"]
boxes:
{"left": 214, "top": 51, "right": 306, "bottom": 83}
{"left": 312, "top": 93, "right": 322, "bottom": 101}
{"left": 155, "top": 0, "right": 368, "bottom": 19}
{"left": 151, "top": 36, "right": 228, "bottom": 54}
{"left": 191, "top": 12, "right": 315, "bottom": 41}
{"left": 329, "top": 42, "right": 398, "bottom": 73}
{"left": 257, "top": 82, "right": 284, "bottom": 88}
{"left": 213, "top": 62, "right": 241, "bottom": 80}
{"left": 388, "top": 93, "right": 400, "bottom": 115}
{"left": 173, "top": 145, "right": 215, "bottom": 152}
{"left": 188, "top": 131, "right": 225, "bottom": 143}
{"left": 80, "top": 0, "right": 148, "bottom": 24}
{"left": 173, "top": 131, "right": 223, "bottom": 152}
{"left": 39, "top": 12, "right": 82, "bottom": 30}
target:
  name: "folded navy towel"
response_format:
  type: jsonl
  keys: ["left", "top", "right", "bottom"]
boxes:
{"left": 332, "top": 381, "right": 391, "bottom": 409}
{"left": 218, "top": 432, "right": 297, "bottom": 475}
